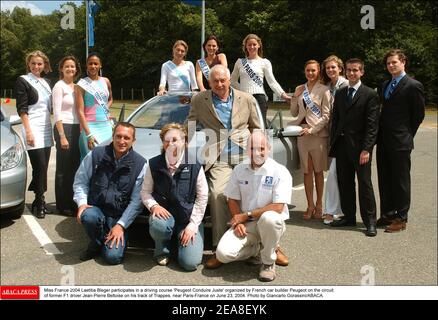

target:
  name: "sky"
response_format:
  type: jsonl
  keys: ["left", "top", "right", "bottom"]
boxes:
{"left": 1, "top": 1, "right": 82, "bottom": 15}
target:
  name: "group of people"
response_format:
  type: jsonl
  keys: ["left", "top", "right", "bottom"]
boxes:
{"left": 16, "top": 51, "right": 113, "bottom": 218}
{"left": 289, "top": 51, "right": 424, "bottom": 238}
{"left": 15, "top": 33, "right": 425, "bottom": 282}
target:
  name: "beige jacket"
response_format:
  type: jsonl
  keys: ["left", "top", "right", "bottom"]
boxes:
{"left": 290, "top": 82, "right": 331, "bottom": 137}
{"left": 188, "top": 89, "right": 261, "bottom": 170}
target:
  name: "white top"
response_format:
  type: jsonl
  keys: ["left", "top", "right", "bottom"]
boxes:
{"left": 20, "top": 73, "right": 53, "bottom": 150}
{"left": 224, "top": 157, "right": 292, "bottom": 220}
{"left": 159, "top": 60, "right": 198, "bottom": 93}
{"left": 52, "top": 80, "right": 79, "bottom": 124}
{"left": 231, "top": 58, "right": 285, "bottom": 97}
{"left": 140, "top": 153, "right": 208, "bottom": 234}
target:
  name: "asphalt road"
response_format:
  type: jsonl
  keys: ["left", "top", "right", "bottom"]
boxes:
{"left": 1, "top": 112, "right": 436, "bottom": 286}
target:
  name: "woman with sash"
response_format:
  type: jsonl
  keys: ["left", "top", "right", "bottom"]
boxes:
{"left": 75, "top": 53, "right": 113, "bottom": 160}
{"left": 157, "top": 40, "right": 198, "bottom": 95}
{"left": 321, "top": 55, "right": 348, "bottom": 225}
{"left": 52, "top": 56, "right": 81, "bottom": 215}
{"left": 231, "top": 34, "right": 291, "bottom": 126}
{"left": 15, "top": 50, "right": 53, "bottom": 219}
{"left": 195, "top": 35, "right": 228, "bottom": 91}
{"left": 290, "top": 60, "right": 331, "bottom": 220}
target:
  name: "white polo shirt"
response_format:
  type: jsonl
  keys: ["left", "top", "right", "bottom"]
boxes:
{"left": 224, "top": 157, "right": 293, "bottom": 220}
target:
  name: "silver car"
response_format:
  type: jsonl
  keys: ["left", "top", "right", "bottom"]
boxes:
{"left": 124, "top": 92, "right": 303, "bottom": 185}
{"left": 0, "top": 108, "right": 27, "bottom": 219}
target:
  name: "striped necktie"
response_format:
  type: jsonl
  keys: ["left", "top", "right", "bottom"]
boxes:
{"left": 385, "top": 79, "right": 397, "bottom": 99}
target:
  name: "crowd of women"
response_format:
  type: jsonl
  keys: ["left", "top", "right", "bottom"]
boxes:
{"left": 15, "top": 33, "right": 366, "bottom": 225}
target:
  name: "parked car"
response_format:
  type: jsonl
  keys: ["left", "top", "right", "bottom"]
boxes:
{"left": 0, "top": 107, "right": 27, "bottom": 219}
{"left": 124, "top": 92, "right": 303, "bottom": 185}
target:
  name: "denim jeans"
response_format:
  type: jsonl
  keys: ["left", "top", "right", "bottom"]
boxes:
{"left": 81, "top": 206, "right": 128, "bottom": 265}
{"left": 149, "top": 214, "right": 204, "bottom": 271}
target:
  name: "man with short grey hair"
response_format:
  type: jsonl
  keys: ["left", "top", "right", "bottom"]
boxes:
{"left": 188, "top": 64, "right": 261, "bottom": 267}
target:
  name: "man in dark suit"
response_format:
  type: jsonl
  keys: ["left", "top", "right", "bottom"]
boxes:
{"left": 376, "top": 49, "right": 425, "bottom": 232}
{"left": 330, "top": 58, "right": 380, "bottom": 237}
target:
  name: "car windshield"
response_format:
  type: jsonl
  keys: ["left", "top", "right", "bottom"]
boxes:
{"left": 129, "top": 94, "right": 191, "bottom": 129}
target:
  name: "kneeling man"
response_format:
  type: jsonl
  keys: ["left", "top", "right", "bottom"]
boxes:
{"left": 213, "top": 131, "right": 292, "bottom": 282}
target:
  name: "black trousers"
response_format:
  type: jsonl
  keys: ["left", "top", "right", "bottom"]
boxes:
{"left": 253, "top": 94, "right": 267, "bottom": 127}
{"left": 27, "top": 147, "right": 51, "bottom": 198}
{"left": 376, "top": 144, "right": 411, "bottom": 221}
{"left": 336, "top": 137, "right": 377, "bottom": 226}
{"left": 54, "top": 124, "right": 81, "bottom": 211}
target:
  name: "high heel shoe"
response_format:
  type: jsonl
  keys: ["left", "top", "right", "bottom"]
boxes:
{"left": 303, "top": 207, "right": 315, "bottom": 220}
{"left": 313, "top": 207, "right": 323, "bottom": 220}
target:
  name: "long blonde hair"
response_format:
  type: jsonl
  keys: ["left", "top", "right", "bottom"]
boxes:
{"left": 242, "top": 34, "right": 263, "bottom": 58}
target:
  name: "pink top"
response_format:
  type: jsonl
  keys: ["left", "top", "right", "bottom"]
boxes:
{"left": 52, "top": 80, "right": 79, "bottom": 124}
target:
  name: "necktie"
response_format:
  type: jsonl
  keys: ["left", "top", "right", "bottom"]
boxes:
{"left": 386, "top": 79, "right": 397, "bottom": 99}
{"left": 347, "top": 87, "right": 355, "bottom": 105}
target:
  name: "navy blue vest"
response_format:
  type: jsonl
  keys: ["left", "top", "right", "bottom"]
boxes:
{"left": 149, "top": 152, "right": 201, "bottom": 226}
{"left": 88, "top": 144, "right": 146, "bottom": 218}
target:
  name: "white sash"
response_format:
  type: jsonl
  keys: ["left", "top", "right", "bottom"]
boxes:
{"left": 77, "top": 77, "right": 110, "bottom": 120}
{"left": 165, "top": 60, "right": 190, "bottom": 90}
{"left": 303, "top": 84, "right": 322, "bottom": 118}
{"left": 198, "top": 58, "right": 210, "bottom": 80}
{"left": 241, "top": 58, "right": 263, "bottom": 87}
{"left": 22, "top": 73, "right": 52, "bottom": 100}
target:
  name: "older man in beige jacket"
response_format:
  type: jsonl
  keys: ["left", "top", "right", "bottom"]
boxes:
{"left": 188, "top": 65, "right": 261, "bottom": 266}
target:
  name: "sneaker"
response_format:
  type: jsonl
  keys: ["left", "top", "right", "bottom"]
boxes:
{"left": 156, "top": 255, "right": 170, "bottom": 266}
{"left": 245, "top": 255, "right": 262, "bottom": 266}
{"left": 258, "top": 264, "right": 276, "bottom": 282}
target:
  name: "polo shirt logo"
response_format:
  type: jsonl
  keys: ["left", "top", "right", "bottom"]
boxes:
{"left": 263, "top": 176, "right": 274, "bottom": 187}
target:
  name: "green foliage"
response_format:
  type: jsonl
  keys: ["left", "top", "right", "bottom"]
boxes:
{"left": 1, "top": 0, "right": 437, "bottom": 105}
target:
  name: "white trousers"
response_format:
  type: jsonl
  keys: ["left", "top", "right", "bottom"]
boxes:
{"left": 324, "top": 158, "right": 343, "bottom": 215}
{"left": 216, "top": 211, "right": 285, "bottom": 265}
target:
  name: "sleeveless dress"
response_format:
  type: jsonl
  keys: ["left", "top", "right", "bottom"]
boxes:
{"left": 78, "top": 77, "right": 113, "bottom": 160}
{"left": 19, "top": 74, "right": 53, "bottom": 150}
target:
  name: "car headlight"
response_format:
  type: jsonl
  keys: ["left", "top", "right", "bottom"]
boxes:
{"left": 1, "top": 142, "right": 24, "bottom": 171}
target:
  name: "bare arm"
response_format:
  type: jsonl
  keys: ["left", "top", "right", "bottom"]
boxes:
{"left": 218, "top": 53, "right": 228, "bottom": 69}
{"left": 104, "top": 77, "right": 113, "bottom": 109}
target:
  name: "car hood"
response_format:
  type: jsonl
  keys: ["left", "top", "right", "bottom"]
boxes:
{"left": 0, "top": 124, "right": 18, "bottom": 155}
{"left": 132, "top": 128, "right": 163, "bottom": 159}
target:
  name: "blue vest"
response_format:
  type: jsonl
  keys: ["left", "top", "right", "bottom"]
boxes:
{"left": 88, "top": 144, "right": 146, "bottom": 218}
{"left": 149, "top": 152, "right": 201, "bottom": 226}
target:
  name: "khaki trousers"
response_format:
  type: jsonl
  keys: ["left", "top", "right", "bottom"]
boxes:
{"left": 206, "top": 162, "right": 234, "bottom": 246}
{"left": 216, "top": 211, "right": 286, "bottom": 265}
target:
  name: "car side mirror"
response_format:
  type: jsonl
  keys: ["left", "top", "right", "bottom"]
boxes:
{"left": 9, "top": 115, "right": 22, "bottom": 125}
{"left": 280, "top": 125, "right": 302, "bottom": 137}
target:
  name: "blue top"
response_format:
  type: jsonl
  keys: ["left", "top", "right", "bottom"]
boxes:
{"left": 73, "top": 149, "right": 147, "bottom": 229}
{"left": 212, "top": 89, "right": 242, "bottom": 155}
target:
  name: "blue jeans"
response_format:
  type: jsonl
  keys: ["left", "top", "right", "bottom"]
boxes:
{"left": 149, "top": 215, "right": 204, "bottom": 271}
{"left": 81, "top": 206, "right": 128, "bottom": 265}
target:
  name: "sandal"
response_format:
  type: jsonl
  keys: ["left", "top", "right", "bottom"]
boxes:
{"left": 313, "top": 207, "right": 323, "bottom": 220}
{"left": 303, "top": 207, "right": 315, "bottom": 220}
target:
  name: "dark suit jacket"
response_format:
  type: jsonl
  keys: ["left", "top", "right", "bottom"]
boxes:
{"left": 378, "top": 75, "right": 425, "bottom": 151}
{"left": 330, "top": 84, "right": 380, "bottom": 158}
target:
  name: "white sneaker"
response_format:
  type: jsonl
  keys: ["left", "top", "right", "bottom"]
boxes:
{"left": 156, "top": 255, "right": 169, "bottom": 266}
{"left": 258, "top": 264, "right": 276, "bottom": 282}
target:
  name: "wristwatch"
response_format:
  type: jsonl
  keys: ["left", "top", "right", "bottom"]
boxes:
{"left": 246, "top": 211, "right": 252, "bottom": 218}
